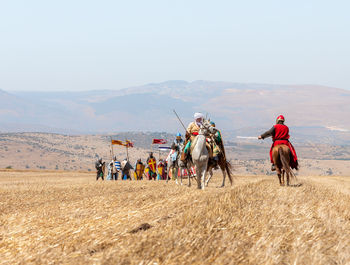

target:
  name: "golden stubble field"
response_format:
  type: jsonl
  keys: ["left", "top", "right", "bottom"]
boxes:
{"left": 0, "top": 170, "right": 350, "bottom": 265}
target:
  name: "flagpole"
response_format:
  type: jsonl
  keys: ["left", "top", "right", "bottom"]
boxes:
{"left": 110, "top": 137, "right": 114, "bottom": 160}
{"left": 126, "top": 145, "right": 129, "bottom": 161}
{"left": 125, "top": 138, "right": 129, "bottom": 161}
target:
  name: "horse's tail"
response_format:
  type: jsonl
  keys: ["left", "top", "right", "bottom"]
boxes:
{"left": 278, "top": 147, "right": 296, "bottom": 180}
{"left": 225, "top": 159, "right": 233, "bottom": 186}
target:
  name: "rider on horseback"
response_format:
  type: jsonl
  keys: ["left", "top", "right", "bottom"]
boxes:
{"left": 169, "top": 133, "right": 184, "bottom": 164}
{"left": 258, "top": 115, "right": 298, "bottom": 171}
{"left": 181, "top": 112, "right": 204, "bottom": 162}
{"left": 209, "top": 121, "right": 221, "bottom": 161}
{"left": 174, "top": 132, "right": 184, "bottom": 151}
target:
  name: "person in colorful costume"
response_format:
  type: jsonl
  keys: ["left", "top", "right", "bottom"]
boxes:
{"left": 146, "top": 152, "right": 157, "bottom": 180}
{"left": 112, "top": 156, "right": 120, "bottom": 180}
{"left": 258, "top": 115, "right": 298, "bottom": 171}
{"left": 121, "top": 159, "right": 133, "bottom": 180}
{"left": 107, "top": 161, "right": 113, "bottom": 180}
{"left": 134, "top": 158, "right": 145, "bottom": 180}
{"left": 169, "top": 133, "right": 184, "bottom": 164}
{"left": 95, "top": 158, "right": 104, "bottom": 181}
{"left": 157, "top": 159, "right": 167, "bottom": 180}
{"left": 174, "top": 133, "right": 184, "bottom": 152}
{"left": 209, "top": 121, "right": 221, "bottom": 161}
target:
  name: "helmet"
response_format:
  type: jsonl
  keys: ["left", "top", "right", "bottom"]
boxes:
{"left": 210, "top": 121, "right": 216, "bottom": 127}
{"left": 176, "top": 133, "right": 182, "bottom": 137}
{"left": 276, "top": 115, "right": 285, "bottom": 122}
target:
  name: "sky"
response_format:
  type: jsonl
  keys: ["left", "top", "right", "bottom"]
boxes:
{"left": 0, "top": 0, "right": 349, "bottom": 91}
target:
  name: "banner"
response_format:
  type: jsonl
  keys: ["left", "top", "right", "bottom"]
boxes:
{"left": 111, "top": 139, "right": 134, "bottom": 147}
{"left": 111, "top": 140, "right": 124, "bottom": 146}
{"left": 158, "top": 146, "right": 171, "bottom": 151}
{"left": 152, "top": 139, "right": 167, "bottom": 144}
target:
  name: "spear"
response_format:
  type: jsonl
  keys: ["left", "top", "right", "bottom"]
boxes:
{"left": 173, "top": 109, "right": 188, "bottom": 133}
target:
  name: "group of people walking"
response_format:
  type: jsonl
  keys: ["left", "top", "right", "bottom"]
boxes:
{"left": 94, "top": 157, "right": 131, "bottom": 181}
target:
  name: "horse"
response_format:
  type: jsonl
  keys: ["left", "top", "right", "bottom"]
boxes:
{"left": 205, "top": 154, "right": 233, "bottom": 187}
{"left": 190, "top": 121, "right": 214, "bottom": 189}
{"left": 272, "top": 144, "right": 296, "bottom": 186}
{"left": 166, "top": 148, "right": 190, "bottom": 186}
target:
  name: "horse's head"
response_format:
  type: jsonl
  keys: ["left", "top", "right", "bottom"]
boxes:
{"left": 200, "top": 119, "right": 216, "bottom": 136}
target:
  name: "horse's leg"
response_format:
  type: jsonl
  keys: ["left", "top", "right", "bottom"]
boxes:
{"left": 220, "top": 169, "right": 226, "bottom": 188}
{"left": 286, "top": 170, "right": 290, "bottom": 186}
{"left": 201, "top": 165, "right": 207, "bottom": 190}
{"left": 278, "top": 173, "right": 282, "bottom": 186}
{"left": 179, "top": 167, "right": 183, "bottom": 186}
{"left": 174, "top": 167, "right": 179, "bottom": 185}
{"left": 166, "top": 166, "right": 169, "bottom": 183}
{"left": 176, "top": 166, "right": 182, "bottom": 186}
{"left": 196, "top": 166, "right": 202, "bottom": 189}
{"left": 277, "top": 167, "right": 283, "bottom": 186}
{"left": 205, "top": 168, "right": 213, "bottom": 187}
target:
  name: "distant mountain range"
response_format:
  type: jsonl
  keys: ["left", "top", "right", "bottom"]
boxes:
{"left": 0, "top": 80, "right": 349, "bottom": 144}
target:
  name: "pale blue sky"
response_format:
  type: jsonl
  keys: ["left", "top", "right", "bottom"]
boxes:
{"left": 0, "top": 0, "right": 349, "bottom": 91}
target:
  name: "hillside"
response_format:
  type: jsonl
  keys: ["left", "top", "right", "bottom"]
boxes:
{"left": 0, "top": 132, "right": 177, "bottom": 171}
{"left": 1, "top": 132, "right": 349, "bottom": 176}
{"left": 0, "top": 81, "right": 348, "bottom": 144}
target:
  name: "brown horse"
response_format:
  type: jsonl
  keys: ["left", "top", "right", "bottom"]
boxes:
{"left": 206, "top": 155, "right": 233, "bottom": 187}
{"left": 272, "top": 145, "right": 296, "bottom": 186}
{"left": 205, "top": 138, "right": 233, "bottom": 187}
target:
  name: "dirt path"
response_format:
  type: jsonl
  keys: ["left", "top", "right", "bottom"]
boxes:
{"left": 0, "top": 171, "right": 349, "bottom": 264}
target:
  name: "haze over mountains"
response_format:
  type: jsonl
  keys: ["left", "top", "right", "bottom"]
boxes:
{"left": 0, "top": 81, "right": 349, "bottom": 144}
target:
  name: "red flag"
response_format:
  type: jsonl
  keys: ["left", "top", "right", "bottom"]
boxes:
{"left": 125, "top": 140, "right": 134, "bottom": 148}
{"left": 152, "top": 139, "right": 167, "bottom": 144}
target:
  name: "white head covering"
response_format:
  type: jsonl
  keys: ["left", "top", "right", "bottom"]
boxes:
{"left": 194, "top": 112, "right": 204, "bottom": 120}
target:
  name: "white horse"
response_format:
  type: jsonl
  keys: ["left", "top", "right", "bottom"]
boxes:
{"left": 166, "top": 147, "right": 190, "bottom": 186}
{"left": 190, "top": 121, "right": 213, "bottom": 189}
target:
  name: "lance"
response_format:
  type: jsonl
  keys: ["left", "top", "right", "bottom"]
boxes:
{"left": 173, "top": 109, "right": 188, "bottom": 133}
{"left": 125, "top": 138, "right": 129, "bottom": 161}
{"left": 110, "top": 137, "right": 114, "bottom": 160}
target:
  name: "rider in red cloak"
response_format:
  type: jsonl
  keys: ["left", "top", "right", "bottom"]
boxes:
{"left": 258, "top": 115, "right": 299, "bottom": 171}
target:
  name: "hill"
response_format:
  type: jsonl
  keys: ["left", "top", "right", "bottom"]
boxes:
{"left": 0, "top": 81, "right": 348, "bottom": 145}
{"left": 0, "top": 132, "right": 174, "bottom": 171}
{"left": 1, "top": 132, "right": 349, "bottom": 176}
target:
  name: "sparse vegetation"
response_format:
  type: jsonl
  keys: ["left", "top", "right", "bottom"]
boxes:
{"left": 0, "top": 171, "right": 349, "bottom": 264}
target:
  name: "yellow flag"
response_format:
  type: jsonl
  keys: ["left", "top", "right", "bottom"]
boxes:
{"left": 111, "top": 140, "right": 124, "bottom": 146}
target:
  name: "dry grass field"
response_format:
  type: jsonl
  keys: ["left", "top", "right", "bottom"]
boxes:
{"left": 1, "top": 170, "right": 350, "bottom": 264}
